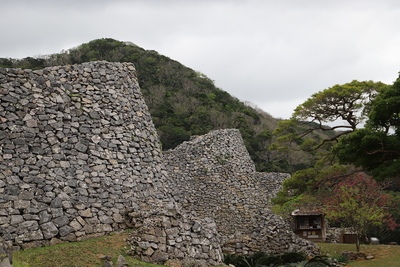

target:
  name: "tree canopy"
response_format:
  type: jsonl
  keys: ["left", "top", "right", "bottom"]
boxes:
{"left": 274, "top": 80, "right": 387, "bottom": 152}
{"left": 368, "top": 77, "right": 400, "bottom": 134}
{"left": 272, "top": 77, "right": 399, "bottom": 183}
{"left": 319, "top": 173, "right": 397, "bottom": 251}
{"left": 272, "top": 73, "right": 400, "bottom": 243}
{"left": 294, "top": 80, "right": 385, "bottom": 127}
{"left": 334, "top": 74, "right": 400, "bottom": 182}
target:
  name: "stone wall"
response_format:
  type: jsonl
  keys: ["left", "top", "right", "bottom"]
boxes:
{"left": 0, "top": 61, "right": 164, "bottom": 244}
{"left": 0, "top": 62, "right": 223, "bottom": 266}
{"left": 0, "top": 61, "right": 317, "bottom": 266}
{"left": 125, "top": 204, "right": 223, "bottom": 266}
{"left": 164, "top": 129, "right": 318, "bottom": 255}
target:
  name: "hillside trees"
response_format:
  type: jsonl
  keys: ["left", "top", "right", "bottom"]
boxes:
{"left": 0, "top": 57, "right": 14, "bottom": 68}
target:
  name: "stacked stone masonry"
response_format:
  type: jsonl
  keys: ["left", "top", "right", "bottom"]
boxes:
{"left": 0, "top": 62, "right": 223, "bottom": 266}
{"left": 0, "top": 61, "right": 316, "bottom": 266}
{"left": 164, "top": 130, "right": 318, "bottom": 255}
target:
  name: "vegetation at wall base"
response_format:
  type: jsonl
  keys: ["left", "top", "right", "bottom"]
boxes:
{"left": 223, "top": 251, "right": 332, "bottom": 267}
{"left": 318, "top": 243, "right": 400, "bottom": 267}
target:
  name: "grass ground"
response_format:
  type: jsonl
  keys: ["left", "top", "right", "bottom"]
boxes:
{"left": 317, "top": 243, "right": 400, "bottom": 267}
{"left": 13, "top": 231, "right": 164, "bottom": 267}
{"left": 12, "top": 234, "right": 400, "bottom": 266}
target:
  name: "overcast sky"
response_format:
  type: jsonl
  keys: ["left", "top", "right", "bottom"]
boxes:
{"left": 1, "top": 0, "right": 400, "bottom": 119}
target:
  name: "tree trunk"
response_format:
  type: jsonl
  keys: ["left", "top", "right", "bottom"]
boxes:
{"left": 356, "top": 234, "right": 361, "bottom": 252}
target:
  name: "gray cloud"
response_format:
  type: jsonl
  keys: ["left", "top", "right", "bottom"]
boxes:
{"left": 1, "top": 0, "right": 400, "bottom": 119}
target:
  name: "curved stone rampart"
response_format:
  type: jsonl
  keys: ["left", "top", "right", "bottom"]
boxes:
{"left": 0, "top": 61, "right": 169, "bottom": 243}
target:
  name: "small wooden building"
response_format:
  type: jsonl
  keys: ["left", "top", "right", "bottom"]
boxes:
{"left": 291, "top": 209, "right": 327, "bottom": 242}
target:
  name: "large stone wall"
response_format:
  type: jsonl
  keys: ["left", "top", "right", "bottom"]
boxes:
{"left": 164, "top": 129, "right": 317, "bottom": 255}
{"left": 0, "top": 61, "right": 165, "bottom": 243}
{"left": 0, "top": 62, "right": 223, "bottom": 266}
{"left": 0, "top": 61, "right": 317, "bottom": 266}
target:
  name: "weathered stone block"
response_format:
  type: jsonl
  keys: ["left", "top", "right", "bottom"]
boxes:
{"left": 13, "top": 200, "right": 30, "bottom": 209}
{"left": 79, "top": 209, "right": 93, "bottom": 218}
{"left": 144, "top": 247, "right": 154, "bottom": 256}
{"left": 59, "top": 225, "right": 74, "bottom": 237}
{"left": 18, "top": 229, "right": 43, "bottom": 242}
{"left": 152, "top": 250, "right": 169, "bottom": 263}
{"left": 41, "top": 222, "right": 59, "bottom": 239}
{"left": 53, "top": 216, "right": 69, "bottom": 227}
{"left": 10, "top": 215, "right": 24, "bottom": 225}
{"left": 39, "top": 211, "right": 51, "bottom": 223}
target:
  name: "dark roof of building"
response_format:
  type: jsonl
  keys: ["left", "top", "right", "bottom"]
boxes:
{"left": 291, "top": 208, "right": 324, "bottom": 216}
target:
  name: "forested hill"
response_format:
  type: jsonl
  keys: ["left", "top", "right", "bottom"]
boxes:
{"left": 0, "top": 38, "right": 312, "bottom": 172}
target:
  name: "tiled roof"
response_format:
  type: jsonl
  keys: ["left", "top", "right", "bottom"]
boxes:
{"left": 291, "top": 208, "right": 324, "bottom": 216}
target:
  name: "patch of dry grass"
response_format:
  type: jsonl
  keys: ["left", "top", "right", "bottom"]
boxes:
{"left": 13, "top": 232, "right": 164, "bottom": 267}
{"left": 317, "top": 243, "right": 400, "bottom": 267}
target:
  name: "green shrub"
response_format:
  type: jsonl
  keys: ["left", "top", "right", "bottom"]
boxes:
{"left": 224, "top": 252, "right": 333, "bottom": 267}
{"left": 335, "top": 254, "right": 348, "bottom": 264}
{"left": 284, "top": 255, "right": 332, "bottom": 267}
{"left": 279, "top": 252, "right": 307, "bottom": 263}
